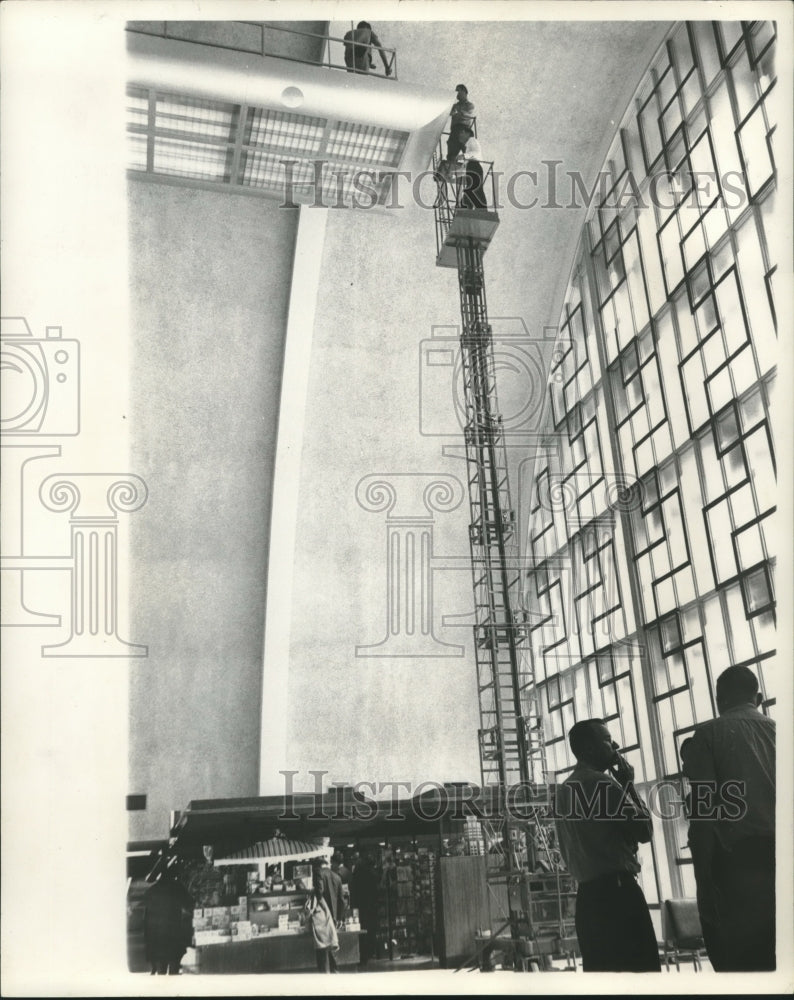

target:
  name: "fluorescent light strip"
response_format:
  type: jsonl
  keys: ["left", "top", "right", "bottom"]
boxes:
{"left": 127, "top": 88, "right": 410, "bottom": 192}
{"left": 327, "top": 121, "right": 407, "bottom": 166}
{"left": 247, "top": 109, "right": 325, "bottom": 153}
{"left": 156, "top": 93, "right": 235, "bottom": 140}
{"left": 153, "top": 137, "right": 231, "bottom": 180}
{"left": 127, "top": 91, "right": 149, "bottom": 130}
{"left": 128, "top": 132, "right": 148, "bottom": 171}
{"left": 242, "top": 150, "right": 316, "bottom": 189}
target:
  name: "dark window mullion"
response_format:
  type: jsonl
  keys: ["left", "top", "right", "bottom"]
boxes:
{"left": 146, "top": 90, "right": 156, "bottom": 173}
{"left": 228, "top": 104, "right": 249, "bottom": 186}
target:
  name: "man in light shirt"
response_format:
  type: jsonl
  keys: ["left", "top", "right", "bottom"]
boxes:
{"left": 458, "top": 128, "right": 487, "bottom": 209}
{"left": 554, "top": 719, "right": 660, "bottom": 971}
{"left": 682, "top": 665, "right": 775, "bottom": 971}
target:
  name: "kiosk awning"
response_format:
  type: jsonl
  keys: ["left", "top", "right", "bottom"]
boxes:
{"left": 214, "top": 836, "right": 333, "bottom": 866}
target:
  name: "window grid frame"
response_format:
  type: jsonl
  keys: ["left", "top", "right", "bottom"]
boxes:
{"left": 530, "top": 20, "right": 778, "bottom": 904}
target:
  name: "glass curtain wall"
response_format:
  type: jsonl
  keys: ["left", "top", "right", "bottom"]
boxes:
{"left": 523, "top": 20, "right": 778, "bottom": 919}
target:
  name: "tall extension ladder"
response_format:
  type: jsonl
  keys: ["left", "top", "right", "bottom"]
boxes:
{"left": 433, "top": 145, "right": 575, "bottom": 970}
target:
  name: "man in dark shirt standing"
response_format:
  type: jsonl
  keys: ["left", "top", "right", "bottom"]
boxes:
{"left": 682, "top": 665, "right": 776, "bottom": 971}
{"left": 343, "top": 22, "right": 392, "bottom": 76}
{"left": 142, "top": 866, "right": 194, "bottom": 975}
{"left": 446, "top": 84, "right": 476, "bottom": 166}
{"left": 554, "top": 719, "right": 660, "bottom": 971}
{"left": 314, "top": 856, "right": 346, "bottom": 922}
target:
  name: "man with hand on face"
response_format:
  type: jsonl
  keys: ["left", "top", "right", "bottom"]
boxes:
{"left": 554, "top": 719, "right": 661, "bottom": 972}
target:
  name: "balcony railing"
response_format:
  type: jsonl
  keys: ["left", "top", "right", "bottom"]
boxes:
{"left": 126, "top": 21, "right": 397, "bottom": 80}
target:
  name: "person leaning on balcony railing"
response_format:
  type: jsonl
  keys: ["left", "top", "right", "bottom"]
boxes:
{"left": 343, "top": 21, "right": 392, "bottom": 76}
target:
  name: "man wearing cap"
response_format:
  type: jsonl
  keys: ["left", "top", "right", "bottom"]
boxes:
{"left": 446, "top": 84, "right": 476, "bottom": 166}
{"left": 343, "top": 21, "right": 392, "bottom": 75}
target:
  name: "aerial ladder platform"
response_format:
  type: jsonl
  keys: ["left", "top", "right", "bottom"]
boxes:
{"left": 432, "top": 137, "right": 577, "bottom": 971}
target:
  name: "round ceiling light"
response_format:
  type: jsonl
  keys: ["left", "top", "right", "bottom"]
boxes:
{"left": 281, "top": 86, "right": 304, "bottom": 109}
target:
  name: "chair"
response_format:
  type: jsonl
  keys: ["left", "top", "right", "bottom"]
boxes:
{"left": 662, "top": 898, "right": 708, "bottom": 971}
